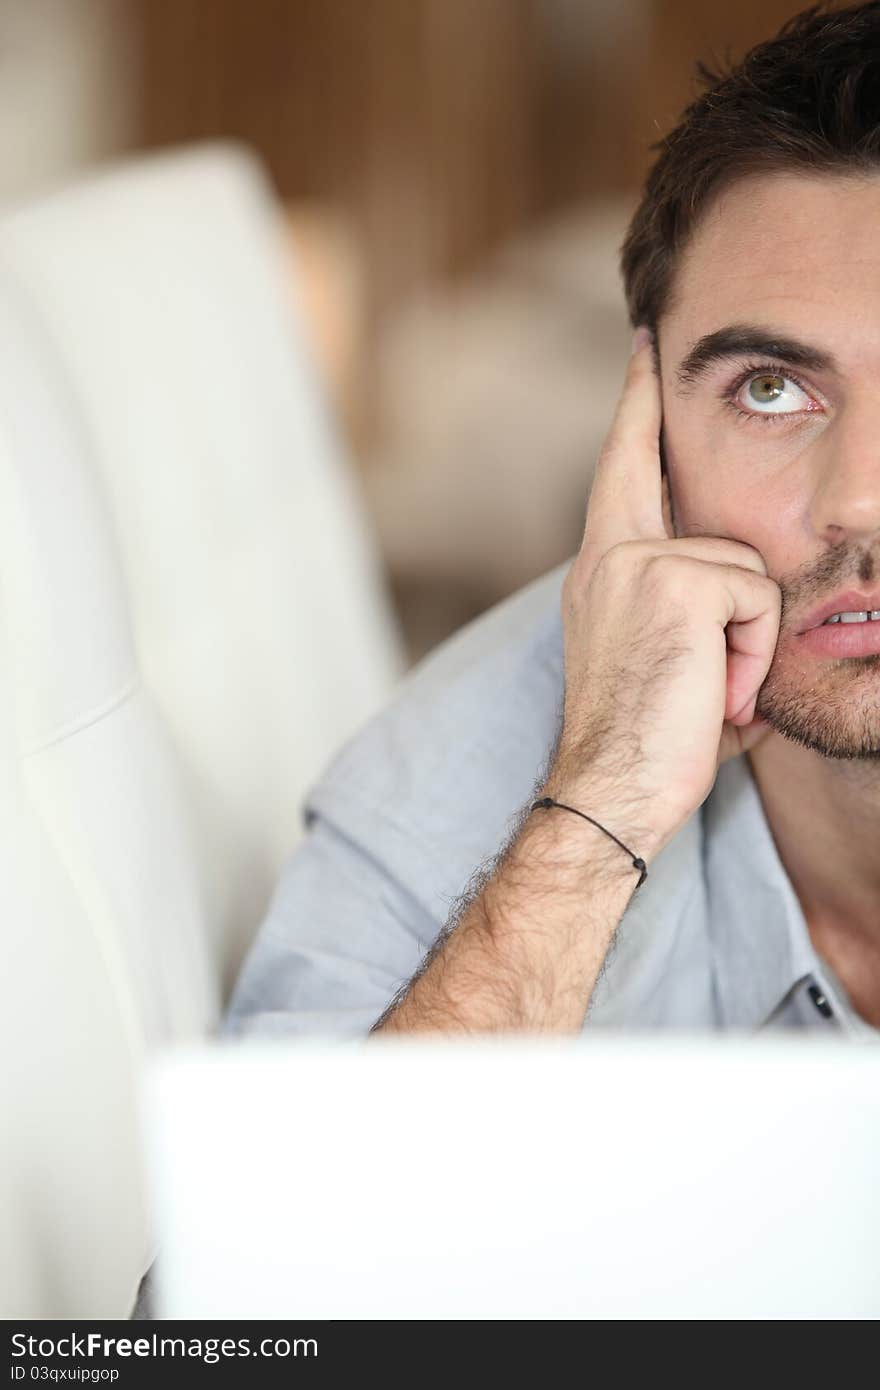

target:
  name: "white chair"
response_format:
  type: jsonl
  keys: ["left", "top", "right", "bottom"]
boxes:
{"left": 0, "top": 143, "right": 406, "bottom": 1318}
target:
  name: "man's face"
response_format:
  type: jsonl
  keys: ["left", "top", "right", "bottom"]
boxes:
{"left": 658, "top": 169, "right": 880, "bottom": 761}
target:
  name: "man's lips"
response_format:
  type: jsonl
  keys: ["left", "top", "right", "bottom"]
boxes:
{"left": 797, "top": 589, "right": 880, "bottom": 634}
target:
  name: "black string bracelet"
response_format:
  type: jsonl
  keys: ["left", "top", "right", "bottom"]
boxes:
{"left": 530, "top": 796, "right": 648, "bottom": 890}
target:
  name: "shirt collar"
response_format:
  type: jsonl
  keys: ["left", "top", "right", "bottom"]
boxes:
{"left": 701, "top": 753, "right": 819, "bottom": 1029}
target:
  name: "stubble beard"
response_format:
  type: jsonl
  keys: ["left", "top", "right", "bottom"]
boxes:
{"left": 755, "top": 643, "right": 880, "bottom": 761}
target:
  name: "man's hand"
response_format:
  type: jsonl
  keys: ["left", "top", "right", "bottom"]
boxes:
{"left": 371, "top": 327, "right": 783, "bottom": 1037}
{"left": 546, "top": 329, "right": 781, "bottom": 863}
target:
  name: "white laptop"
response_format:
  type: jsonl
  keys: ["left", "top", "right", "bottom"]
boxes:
{"left": 144, "top": 1034, "right": 880, "bottom": 1320}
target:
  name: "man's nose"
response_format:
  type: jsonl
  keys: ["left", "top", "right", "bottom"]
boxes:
{"left": 808, "top": 396, "right": 880, "bottom": 545}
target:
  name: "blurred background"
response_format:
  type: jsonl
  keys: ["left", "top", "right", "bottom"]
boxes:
{"left": 0, "top": 0, "right": 810, "bottom": 663}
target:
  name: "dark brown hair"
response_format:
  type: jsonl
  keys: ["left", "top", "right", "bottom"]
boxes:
{"left": 620, "top": 1, "right": 880, "bottom": 331}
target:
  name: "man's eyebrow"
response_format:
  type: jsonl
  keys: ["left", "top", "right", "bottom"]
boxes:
{"left": 673, "top": 324, "right": 838, "bottom": 394}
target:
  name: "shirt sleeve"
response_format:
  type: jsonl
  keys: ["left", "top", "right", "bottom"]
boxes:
{"left": 221, "top": 806, "right": 445, "bottom": 1040}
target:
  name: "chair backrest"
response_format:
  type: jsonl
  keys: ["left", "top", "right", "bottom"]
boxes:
{"left": 0, "top": 144, "right": 405, "bottom": 1316}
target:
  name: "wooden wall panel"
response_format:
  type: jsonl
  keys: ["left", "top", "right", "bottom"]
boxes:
{"left": 132, "top": 0, "right": 839, "bottom": 322}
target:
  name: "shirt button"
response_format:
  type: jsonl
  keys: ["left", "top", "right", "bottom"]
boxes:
{"left": 807, "top": 982, "right": 834, "bottom": 1019}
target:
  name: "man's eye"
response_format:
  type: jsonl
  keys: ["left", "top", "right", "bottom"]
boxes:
{"left": 729, "top": 369, "right": 813, "bottom": 419}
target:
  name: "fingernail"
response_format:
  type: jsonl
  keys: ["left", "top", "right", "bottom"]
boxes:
{"left": 631, "top": 325, "right": 652, "bottom": 355}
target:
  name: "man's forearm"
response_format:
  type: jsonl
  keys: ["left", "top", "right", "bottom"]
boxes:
{"left": 371, "top": 776, "right": 652, "bottom": 1035}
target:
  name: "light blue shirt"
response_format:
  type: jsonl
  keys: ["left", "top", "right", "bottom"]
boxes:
{"left": 224, "top": 559, "right": 879, "bottom": 1041}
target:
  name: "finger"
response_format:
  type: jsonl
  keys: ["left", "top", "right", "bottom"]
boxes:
{"left": 638, "top": 550, "right": 779, "bottom": 720}
{"left": 653, "top": 534, "right": 769, "bottom": 576}
{"left": 721, "top": 578, "right": 782, "bottom": 723}
{"left": 584, "top": 330, "right": 666, "bottom": 549}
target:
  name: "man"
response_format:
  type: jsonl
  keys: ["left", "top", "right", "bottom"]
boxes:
{"left": 225, "top": 0, "right": 880, "bottom": 1042}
